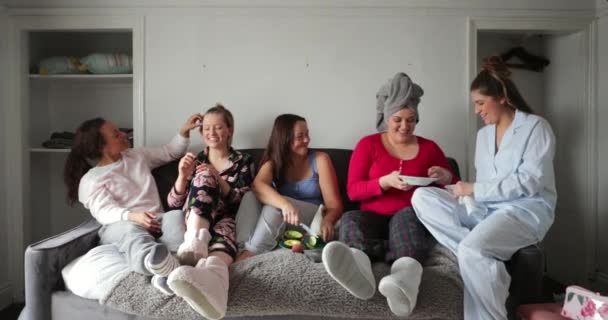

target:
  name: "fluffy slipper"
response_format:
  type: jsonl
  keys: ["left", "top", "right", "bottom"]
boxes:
{"left": 378, "top": 256, "right": 423, "bottom": 317}
{"left": 322, "top": 241, "right": 376, "bottom": 300}
{"left": 168, "top": 256, "right": 229, "bottom": 320}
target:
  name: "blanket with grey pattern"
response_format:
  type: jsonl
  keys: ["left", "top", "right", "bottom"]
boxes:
{"left": 103, "top": 243, "right": 463, "bottom": 320}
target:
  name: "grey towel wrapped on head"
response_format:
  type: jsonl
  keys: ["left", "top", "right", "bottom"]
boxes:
{"left": 376, "top": 72, "right": 424, "bottom": 132}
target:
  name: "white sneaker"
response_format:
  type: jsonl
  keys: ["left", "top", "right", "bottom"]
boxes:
{"left": 378, "top": 257, "right": 423, "bottom": 317}
{"left": 177, "top": 228, "right": 211, "bottom": 266}
{"left": 167, "top": 256, "right": 229, "bottom": 320}
{"left": 322, "top": 241, "right": 376, "bottom": 300}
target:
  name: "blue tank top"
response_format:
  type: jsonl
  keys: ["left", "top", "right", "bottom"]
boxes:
{"left": 276, "top": 151, "right": 323, "bottom": 205}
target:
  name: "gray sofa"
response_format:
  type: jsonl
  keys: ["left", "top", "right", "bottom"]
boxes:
{"left": 19, "top": 148, "right": 544, "bottom": 320}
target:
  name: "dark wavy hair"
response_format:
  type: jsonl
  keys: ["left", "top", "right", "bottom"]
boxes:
{"left": 64, "top": 118, "right": 106, "bottom": 206}
{"left": 261, "top": 114, "right": 306, "bottom": 185}
{"left": 471, "top": 55, "right": 534, "bottom": 114}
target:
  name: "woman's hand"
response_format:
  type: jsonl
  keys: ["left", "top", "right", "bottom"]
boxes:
{"left": 195, "top": 163, "right": 220, "bottom": 179}
{"left": 196, "top": 163, "right": 231, "bottom": 196}
{"left": 448, "top": 181, "right": 474, "bottom": 197}
{"left": 128, "top": 211, "right": 161, "bottom": 233}
{"left": 281, "top": 201, "right": 301, "bottom": 226}
{"left": 320, "top": 216, "right": 336, "bottom": 242}
{"left": 178, "top": 153, "right": 197, "bottom": 180}
{"left": 428, "top": 166, "right": 453, "bottom": 185}
{"left": 379, "top": 171, "right": 412, "bottom": 191}
{"left": 179, "top": 113, "right": 204, "bottom": 138}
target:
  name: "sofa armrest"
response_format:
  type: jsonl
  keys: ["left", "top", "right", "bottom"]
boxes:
{"left": 21, "top": 219, "right": 101, "bottom": 320}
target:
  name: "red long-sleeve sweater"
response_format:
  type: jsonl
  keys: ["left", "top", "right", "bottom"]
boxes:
{"left": 347, "top": 133, "right": 457, "bottom": 215}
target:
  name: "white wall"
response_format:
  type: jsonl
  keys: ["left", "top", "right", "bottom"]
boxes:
{"left": 145, "top": 9, "right": 468, "bottom": 169}
{"left": 596, "top": 10, "right": 608, "bottom": 288}
{"left": 0, "top": 4, "right": 12, "bottom": 311}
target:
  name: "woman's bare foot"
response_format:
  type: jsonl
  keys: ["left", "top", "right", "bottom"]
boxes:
{"left": 235, "top": 250, "right": 256, "bottom": 262}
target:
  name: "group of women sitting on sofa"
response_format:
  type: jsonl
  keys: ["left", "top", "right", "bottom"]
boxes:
{"left": 63, "top": 55, "right": 556, "bottom": 320}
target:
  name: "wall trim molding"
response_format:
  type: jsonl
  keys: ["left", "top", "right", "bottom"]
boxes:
{"left": 585, "top": 20, "right": 600, "bottom": 290}
{"left": 0, "top": 283, "right": 12, "bottom": 311}
{"left": 6, "top": 15, "right": 26, "bottom": 302}
{"left": 0, "top": 0, "right": 599, "bottom": 11}
{"left": 5, "top": 7, "right": 597, "bottom": 20}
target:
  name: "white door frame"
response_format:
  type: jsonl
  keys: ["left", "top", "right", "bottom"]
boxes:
{"left": 465, "top": 16, "right": 598, "bottom": 287}
{"left": 5, "top": 15, "right": 144, "bottom": 301}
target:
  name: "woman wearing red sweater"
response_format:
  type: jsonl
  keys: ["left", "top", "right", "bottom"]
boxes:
{"left": 323, "top": 72, "right": 457, "bottom": 317}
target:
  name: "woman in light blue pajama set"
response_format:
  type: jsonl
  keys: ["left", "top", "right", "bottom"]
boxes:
{"left": 411, "top": 56, "right": 556, "bottom": 320}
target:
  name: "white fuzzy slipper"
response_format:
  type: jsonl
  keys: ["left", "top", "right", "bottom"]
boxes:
{"left": 167, "top": 256, "right": 229, "bottom": 320}
{"left": 378, "top": 256, "right": 423, "bottom": 317}
{"left": 322, "top": 241, "right": 376, "bottom": 300}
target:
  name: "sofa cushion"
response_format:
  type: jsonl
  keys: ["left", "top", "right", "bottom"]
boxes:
{"left": 103, "top": 243, "right": 463, "bottom": 319}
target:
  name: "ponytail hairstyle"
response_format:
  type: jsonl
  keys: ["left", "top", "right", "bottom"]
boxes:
{"left": 64, "top": 117, "right": 106, "bottom": 206}
{"left": 200, "top": 103, "right": 235, "bottom": 147}
{"left": 471, "top": 56, "right": 534, "bottom": 114}
{"left": 261, "top": 114, "right": 306, "bottom": 185}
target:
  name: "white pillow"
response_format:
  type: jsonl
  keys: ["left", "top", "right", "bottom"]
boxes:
{"left": 62, "top": 244, "right": 131, "bottom": 301}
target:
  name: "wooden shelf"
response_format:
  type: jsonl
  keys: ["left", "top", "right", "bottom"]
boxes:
{"left": 28, "top": 74, "right": 133, "bottom": 84}
{"left": 30, "top": 148, "right": 70, "bottom": 153}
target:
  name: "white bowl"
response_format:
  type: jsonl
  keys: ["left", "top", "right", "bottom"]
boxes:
{"left": 399, "top": 175, "right": 438, "bottom": 186}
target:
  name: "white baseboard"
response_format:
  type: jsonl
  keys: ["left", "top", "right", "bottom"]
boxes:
{"left": 0, "top": 283, "right": 12, "bottom": 310}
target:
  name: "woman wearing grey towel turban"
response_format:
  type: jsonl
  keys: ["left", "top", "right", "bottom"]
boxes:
{"left": 322, "top": 72, "right": 457, "bottom": 317}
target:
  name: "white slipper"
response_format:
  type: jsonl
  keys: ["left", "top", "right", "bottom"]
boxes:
{"left": 167, "top": 256, "right": 229, "bottom": 320}
{"left": 322, "top": 241, "right": 376, "bottom": 300}
{"left": 378, "top": 256, "right": 423, "bottom": 317}
{"left": 177, "top": 228, "right": 211, "bottom": 266}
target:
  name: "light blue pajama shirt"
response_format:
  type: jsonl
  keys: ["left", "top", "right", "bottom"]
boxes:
{"left": 412, "top": 110, "right": 556, "bottom": 320}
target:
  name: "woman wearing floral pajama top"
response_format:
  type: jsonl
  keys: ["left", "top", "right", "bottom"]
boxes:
{"left": 165, "top": 104, "right": 255, "bottom": 320}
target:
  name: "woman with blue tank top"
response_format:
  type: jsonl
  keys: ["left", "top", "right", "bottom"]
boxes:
{"left": 235, "top": 114, "right": 344, "bottom": 261}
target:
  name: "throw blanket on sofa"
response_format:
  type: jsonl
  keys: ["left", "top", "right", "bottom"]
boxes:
{"left": 101, "top": 242, "right": 463, "bottom": 320}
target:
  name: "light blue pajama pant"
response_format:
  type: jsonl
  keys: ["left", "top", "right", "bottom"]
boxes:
{"left": 98, "top": 209, "right": 185, "bottom": 275}
{"left": 411, "top": 187, "right": 538, "bottom": 320}
{"left": 235, "top": 191, "right": 320, "bottom": 254}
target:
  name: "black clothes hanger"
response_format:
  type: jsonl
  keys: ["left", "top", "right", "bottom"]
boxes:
{"left": 500, "top": 46, "right": 550, "bottom": 72}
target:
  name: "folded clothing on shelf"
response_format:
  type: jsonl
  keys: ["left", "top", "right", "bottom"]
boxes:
{"left": 41, "top": 128, "right": 133, "bottom": 149}
{"left": 42, "top": 131, "right": 76, "bottom": 149}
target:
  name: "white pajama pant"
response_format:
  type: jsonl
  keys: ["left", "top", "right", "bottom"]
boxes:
{"left": 411, "top": 187, "right": 538, "bottom": 320}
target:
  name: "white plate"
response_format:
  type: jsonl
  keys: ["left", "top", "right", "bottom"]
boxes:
{"left": 399, "top": 175, "right": 439, "bottom": 186}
